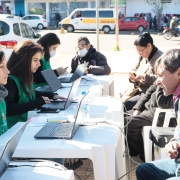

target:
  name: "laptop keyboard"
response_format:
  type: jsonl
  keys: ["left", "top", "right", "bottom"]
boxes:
{"left": 50, "top": 123, "right": 73, "bottom": 137}
{"left": 42, "top": 102, "right": 66, "bottom": 109}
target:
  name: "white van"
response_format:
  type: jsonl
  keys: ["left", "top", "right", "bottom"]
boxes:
{"left": 59, "top": 8, "right": 116, "bottom": 34}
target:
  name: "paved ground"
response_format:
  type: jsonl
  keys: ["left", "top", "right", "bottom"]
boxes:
{"left": 33, "top": 29, "right": 177, "bottom": 179}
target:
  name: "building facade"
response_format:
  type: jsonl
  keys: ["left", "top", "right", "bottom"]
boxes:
{"left": 126, "top": 0, "right": 180, "bottom": 17}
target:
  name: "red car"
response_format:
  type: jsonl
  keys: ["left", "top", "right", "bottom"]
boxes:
{"left": 119, "top": 17, "right": 148, "bottom": 31}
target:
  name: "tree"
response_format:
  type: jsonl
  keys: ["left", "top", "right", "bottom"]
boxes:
{"left": 145, "top": 0, "right": 165, "bottom": 29}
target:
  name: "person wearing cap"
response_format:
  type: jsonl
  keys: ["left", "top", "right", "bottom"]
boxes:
{"left": 170, "top": 16, "right": 179, "bottom": 37}
{"left": 71, "top": 36, "right": 111, "bottom": 75}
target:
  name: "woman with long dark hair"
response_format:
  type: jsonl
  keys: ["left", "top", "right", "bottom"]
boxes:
{"left": 5, "top": 40, "right": 65, "bottom": 128}
{"left": 34, "top": 33, "right": 67, "bottom": 87}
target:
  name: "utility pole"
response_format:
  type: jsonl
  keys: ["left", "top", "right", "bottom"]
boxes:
{"left": 114, "top": 0, "right": 120, "bottom": 51}
{"left": 96, "top": 0, "right": 99, "bottom": 51}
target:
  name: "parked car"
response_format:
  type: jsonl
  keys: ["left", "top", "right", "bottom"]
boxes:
{"left": 59, "top": 8, "right": 116, "bottom": 34}
{"left": 22, "top": 15, "right": 48, "bottom": 30}
{"left": 119, "top": 17, "right": 148, "bottom": 32}
{"left": 0, "top": 14, "right": 41, "bottom": 60}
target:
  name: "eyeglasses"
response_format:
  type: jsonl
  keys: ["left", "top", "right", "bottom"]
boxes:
{"left": 75, "top": 44, "right": 87, "bottom": 50}
{"left": 137, "top": 47, "right": 146, "bottom": 54}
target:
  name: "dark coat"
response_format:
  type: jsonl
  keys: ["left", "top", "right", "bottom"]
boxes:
{"left": 133, "top": 84, "right": 173, "bottom": 124}
{"left": 71, "top": 46, "right": 111, "bottom": 75}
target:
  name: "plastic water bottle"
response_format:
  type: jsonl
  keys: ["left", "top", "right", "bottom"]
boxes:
{"left": 82, "top": 100, "right": 89, "bottom": 121}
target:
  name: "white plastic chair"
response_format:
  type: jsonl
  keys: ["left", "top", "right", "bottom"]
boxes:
{"left": 142, "top": 108, "right": 175, "bottom": 162}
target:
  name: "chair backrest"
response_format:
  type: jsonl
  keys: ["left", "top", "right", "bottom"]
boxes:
{"left": 152, "top": 108, "right": 175, "bottom": 127}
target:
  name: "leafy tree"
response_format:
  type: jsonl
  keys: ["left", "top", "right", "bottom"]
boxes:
{"left": 145, "top": 0, "right": 165, "bottom": 28}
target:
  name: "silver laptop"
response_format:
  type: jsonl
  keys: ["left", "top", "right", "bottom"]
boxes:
{"left": 34, "top": 91, "right": 89, "bottom": 140}
{"left": 58, "top": 63, "right": 88, "bottom": 83}
{"left": 39, "top": 77, "right": 81, "bottom": 111}
{"left": 0, "top": 122, "right": 27, "bottom": 177}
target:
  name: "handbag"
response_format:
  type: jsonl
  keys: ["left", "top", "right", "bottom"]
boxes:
{"left": 120, "top": 81, "right": 141, "bottom": 102}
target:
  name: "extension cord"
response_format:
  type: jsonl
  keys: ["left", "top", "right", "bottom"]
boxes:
{"left": 64, "top": 159, "right": 83, "bottom": 170}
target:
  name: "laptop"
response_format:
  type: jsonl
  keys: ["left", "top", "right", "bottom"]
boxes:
{"left": 39, "top": 77, "right": 81, "bottom": 111}
{"left": 0, "top": 122, "right": 74, "bottom": 180}
{"left": 0, "top": 122, "right": 27, "bottom": 176}
{"left": 36, "top": 69, "right": 63, "bottom": 92}
{"left": 58, "top": 62, "right": 88, "bottom": 83}
{"left": 34, "top": 91, "right": 89, "bottom": 140}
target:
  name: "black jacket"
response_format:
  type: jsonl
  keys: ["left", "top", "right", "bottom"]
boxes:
{"left": 71, "top": 46, "right": 111, "bottom": 75}
{"left": 133, "top": 84, "right": 173, "bottom": 124}
{"left": 4, "top": 78, "right": 55, "bottom": 116}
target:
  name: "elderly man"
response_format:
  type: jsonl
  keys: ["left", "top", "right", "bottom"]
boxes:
{"left": 71, "top": 36, "right": 111, "bottom": 75}
{"left": 136, "top": 49, "right": 180, "bottom": 180}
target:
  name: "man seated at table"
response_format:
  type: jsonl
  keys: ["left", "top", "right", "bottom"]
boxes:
{"left": 71, "top": 36, "right": 111, "bottom": 75}
{"left": 136, "top": 49, "right": 180, "bottom": 180}
{"left": 125, "top": 83, "right": 176, "bottom": 162}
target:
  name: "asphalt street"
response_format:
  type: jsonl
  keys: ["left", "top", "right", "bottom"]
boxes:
{"left": 34, "top": 29, "right": 179, "bottom": 97}
{"left": 35, "top": 29, "right": 179, "bottom": 73}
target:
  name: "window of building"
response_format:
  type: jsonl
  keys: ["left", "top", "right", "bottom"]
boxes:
{"left": 161, "top": 0, "right": 172, "bottom": 3}
{"left": 91, "top": 1, "right": 95, "bottom": 8}
{"left": 70, "top": 2, "right": 88, "bottom": 13}
{"left": 99, "top": 11, "right": 113, "bottom": 18}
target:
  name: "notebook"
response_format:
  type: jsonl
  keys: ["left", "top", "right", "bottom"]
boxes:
{"left": 37, "top": 69, "right": 63, "bottom": 92}
{"left": 34, "top": 91, "right": 89, "bottom": 140}
{"left": 0, "top": 122, "right": 27, "bottom": 175}
{"left": 58, "top": 62, "right": 88, "bottom": 83}
{"left": 0, "top": 122, "right": 74, "bottom": 180}
{"left": 39, "top": 77, "right": 81, "bottom": 111}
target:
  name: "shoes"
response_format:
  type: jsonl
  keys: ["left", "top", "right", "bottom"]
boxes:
{"left": 139, "top": 153, "right": 145, "bottom": 162}
{"left": 174, "top": 34, "right": 179, "bottom": 37}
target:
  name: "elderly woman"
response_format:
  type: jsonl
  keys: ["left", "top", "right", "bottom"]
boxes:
{"left": 124, "top": 32, "right": 163, "bottom": 111}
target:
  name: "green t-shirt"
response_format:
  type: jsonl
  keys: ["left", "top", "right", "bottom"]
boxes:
{"left": 33, "top": 57, "right": 51, "bottom": 89}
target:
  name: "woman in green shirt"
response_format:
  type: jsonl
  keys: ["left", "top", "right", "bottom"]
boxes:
{"left": 0, "top": 50, "right": 10, "bottom": 135}
{"left": 34, "top": 33, "right": 68, "bottom": 87}
{"left": 5, "top": 40, "right": 65, "bottom": 128}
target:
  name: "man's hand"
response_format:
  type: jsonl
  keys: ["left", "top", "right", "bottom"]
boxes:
{"left": 136, "top": 73, "right": 145, "bottom": 80}
{"left": 165, "top": 141, "right": 179, "bottom": 159}
{"left": 133, "top": 110, "right": 141, "bottom": 116}
{"left": 53, "top": 94, "right": 66, "bottom": 101}
{"left": 56, "top": 67, "right": 68, "bottom": 76}
{"left": 84, "top": 69, "right": 88, "bottom": 75}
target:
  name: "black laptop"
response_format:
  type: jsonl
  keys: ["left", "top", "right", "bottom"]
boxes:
{"left": 34, "top": 91, "right": 89, "bottom": 140}
{"left": 39, "top": 77, "right": 81, "bottom": 111}
{"left": 36, "top": 69, "right": 63, "bottom": 92}
{"left": 58, "top": 62, "right": 88, "bottom": 83}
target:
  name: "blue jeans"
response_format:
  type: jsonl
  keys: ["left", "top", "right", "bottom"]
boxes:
{"left": 173, "top": 27, "right": 179, "bottom": 35}
{"left": 136, "top": 158, "right": 178, "bottom": 180}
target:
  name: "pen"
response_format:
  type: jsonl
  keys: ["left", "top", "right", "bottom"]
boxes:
{"left": 65, "top": 66, "right": 68, "bottom": 69}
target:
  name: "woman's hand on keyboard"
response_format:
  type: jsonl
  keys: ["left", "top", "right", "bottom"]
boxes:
{"left": 53, "top": 94, "right": 67, "bottom": 101}
{"left": 42, "top": 96, "right": 51, "bottom": 104}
